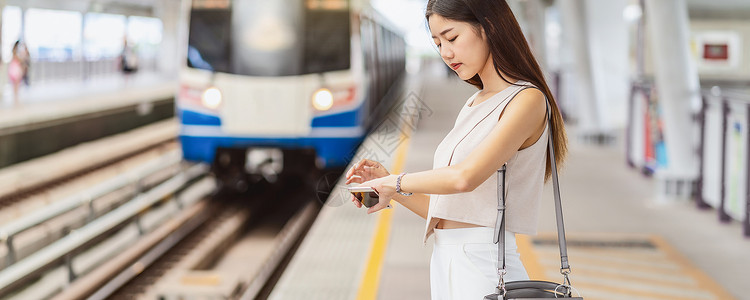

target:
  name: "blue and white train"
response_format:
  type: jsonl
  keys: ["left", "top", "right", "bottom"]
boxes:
{"left": 177, "top": 0, "right": 405, "bottom": 186}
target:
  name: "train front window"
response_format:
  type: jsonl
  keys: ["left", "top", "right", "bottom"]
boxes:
{"left": 187, "top": 0, "right": 350, "bottom": 76}
{"left": 187, "top": 8, "right": 231, "bottom": 73}
{"left": 231, "top": 0, "right": 304, "bottom": 76}
{"left": 303, "top": 9, "right": 351, "bottom": 74}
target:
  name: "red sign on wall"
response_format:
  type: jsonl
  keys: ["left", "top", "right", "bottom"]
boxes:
{"left": 703, "top": 44, "right": 729, "bottom": 60}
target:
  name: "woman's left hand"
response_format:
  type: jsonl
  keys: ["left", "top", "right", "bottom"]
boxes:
{"left": 359, "top": 174, "right": 398, "bottom": 214}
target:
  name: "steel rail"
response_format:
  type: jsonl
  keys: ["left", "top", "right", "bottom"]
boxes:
{"left": 0, "top": 150, "right": 183, "bottom": 265}
{"left": 0, "top": 163, "right": 208, "bottom": 295}
{"left": 239, "top": 201, "right": 320, "bottom": 300}
{"left": 51, "top": 180, "right": 214, "bottom": 300}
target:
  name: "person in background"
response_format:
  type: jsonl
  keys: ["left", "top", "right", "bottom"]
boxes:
{"left": 8, "top": 41, "right": 25, "bottom": 106}
{"left": 19, "top": 42, "right": 31, "bottom": 87}
{"left": 119, "top": 36, "right": 138, "bottom": 84}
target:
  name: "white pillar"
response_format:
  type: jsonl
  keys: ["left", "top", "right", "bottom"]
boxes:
{"left": 507, "top": 0, "right": 526, "bottom": 29}
{"left": 519, "top": 0, "right": 547, "bottom": 73}
{"left": 81, "top": 8, "right": 87, "bottom": 80}
{"left": 558, "top": 0, "right": 601, "bottom": 135}
{"left": 155, "top": 0, "right": 182, "bottom": 76}
{"left": 644, "top": 0, "right": 701, "bottom": 199}
{"left": 585, "top": 0, "right": 629, "bottom": 130}
{"left": 18, "top": 6, "right": 23, "bottom": 40}
{"left": 0, "top": 0, "right": 5, "bottom": 103}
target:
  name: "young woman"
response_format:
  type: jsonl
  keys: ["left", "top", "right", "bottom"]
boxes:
{"left": 345, "top": 0, "right": 567, "bottom": 298}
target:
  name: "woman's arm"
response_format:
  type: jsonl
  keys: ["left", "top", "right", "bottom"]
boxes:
{"left": 391, "top": 193, "right": 430, "bottom": 219}
{"left": 362, "top": 89, "right": 546, "bottom": 213}
{"left": 406, "top": 89, "right": 546, "bottom": 193}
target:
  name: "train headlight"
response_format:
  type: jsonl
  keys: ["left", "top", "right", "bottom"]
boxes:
{"left": 312, "top": 88, "right": 333, "bottom": 111}
{"left": 202, "top": 87, "right": 222, "bottom": 109}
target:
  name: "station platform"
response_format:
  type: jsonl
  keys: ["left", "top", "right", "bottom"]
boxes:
{"left": 269, "top": 66, "right": 750, "bottom": 300}
{"left": 0, "top": 71, "right": 174, "bottom": 127}
{"left": 0, "top": 72, "right": 176, "bottom": 168}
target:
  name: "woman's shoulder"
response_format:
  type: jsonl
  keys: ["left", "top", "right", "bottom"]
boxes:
{"left": 515, "top": 85, "right": 544, "bottom": 99}
{"left": 510, "top": 81, "right": 544, "bottom": 101}
{"left": 504, "top": 85, "right": 546, "bottom": 120}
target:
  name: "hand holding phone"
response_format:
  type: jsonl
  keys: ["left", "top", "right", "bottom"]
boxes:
{"left": 347, "top": 186, "right": 392, "bottom": 209}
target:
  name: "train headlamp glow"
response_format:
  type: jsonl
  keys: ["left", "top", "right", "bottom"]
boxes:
{"left": 312, "top": 88, "right": 334, "bottom": 111}
{"left": 202, "top": 87, "right": 222, "bottom": 109}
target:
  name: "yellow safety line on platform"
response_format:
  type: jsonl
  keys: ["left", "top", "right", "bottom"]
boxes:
{"left": 356, "top": 128, "right": 412, "bottom": 300}
{"left": 521, "top": 233, "right": 737, "bottom": 299}
{"left": 650, "top": 235, "right": 737, "bottom": 300}
{"left": 571, "top": 282, "right": 706, "bottom": 300}
{"left": 516, "top": 235, "right": 546, "bottom": 280}
{"left": 535, "top": 251, "right": 685, "bottom": 275}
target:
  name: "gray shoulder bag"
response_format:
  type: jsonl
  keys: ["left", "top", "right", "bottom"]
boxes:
{"left": 484, "top": 93, "right": 583, "bottom": 300}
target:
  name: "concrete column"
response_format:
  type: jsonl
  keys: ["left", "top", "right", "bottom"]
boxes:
{"left": 155, "top": 0, "right": 182, "bottom": 76}
{"left": 18, "top": 7, "right": 22, "bottom": 40}
{"left": 519, "top": 0, "right": 548, "bottom": 72}
{"left": 19, "top": 4, "right": 26, "bottom": 41}
{"left": 80, "top": 8, "right": 87, "bottom": 80}
{"left": 507, "top": 0, "right": 526, "bottom": 29}
{"left": 0, "top": 0, "right": 5, "bottom": 102}
{"left": 585, "top": 0, "right": 629, "bottom": 130}
{"left": 557, "top": 0, "right": 601, "bottom": 135}
{"left": 644, "top": 0, "right": 701, "bottom": 199}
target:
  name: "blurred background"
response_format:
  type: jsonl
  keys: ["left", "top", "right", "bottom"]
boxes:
{"left": 0, "top": 0, "right": 748, "bottom": 299}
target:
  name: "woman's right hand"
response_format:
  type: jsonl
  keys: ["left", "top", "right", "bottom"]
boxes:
{"left": 346, "top": 158, "right": 390, "bottom": 184}
{"left": 345, "top": 159, "right": 390, "bottom": 208}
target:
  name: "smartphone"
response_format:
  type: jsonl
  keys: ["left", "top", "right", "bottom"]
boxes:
{"left": 347, "top": 186, "right": 391, "bottom": 209}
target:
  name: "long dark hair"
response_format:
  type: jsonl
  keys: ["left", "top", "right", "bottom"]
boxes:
{"left": 426, "top": 0, "right": 567, "bottom": 181}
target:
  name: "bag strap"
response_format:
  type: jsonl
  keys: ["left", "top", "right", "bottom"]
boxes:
{"left": 494, "top": 88, "right": 571, "bottom": 290}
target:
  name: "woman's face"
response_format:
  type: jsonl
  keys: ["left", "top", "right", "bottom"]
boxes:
{"left": 429, "top": 15, "right": 490, "bottom": 81}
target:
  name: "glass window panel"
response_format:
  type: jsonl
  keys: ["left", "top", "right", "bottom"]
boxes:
{"left": 83, "top": 12, "right": 126, "bottom": 59}
{"left": 25, "top": 8, "right": 82, "bottom": 61}
{"left": 2, "top": 6, "right": 22, "bottom": 63}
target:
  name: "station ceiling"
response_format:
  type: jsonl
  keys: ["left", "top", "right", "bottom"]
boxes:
{"left": 5, "top": 0, "right": 750, "bottom": 19}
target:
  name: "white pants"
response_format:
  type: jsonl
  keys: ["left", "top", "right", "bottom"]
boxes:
{"left": 430, "top": 227, "right": 529, "bottom": 300}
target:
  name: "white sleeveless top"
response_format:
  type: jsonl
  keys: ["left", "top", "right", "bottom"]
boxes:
{"left": 424, "top": 81, "right": 549, "bottom": 242}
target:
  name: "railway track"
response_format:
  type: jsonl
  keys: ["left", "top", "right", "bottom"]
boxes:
{"left": 93, "top": 181, "right": 322, "bottom": 300}
{"left": 0, "top": 120, "right": 333, "bottom": 299}
{"left": 0, "top": 145, "right": 186, "bottom": 268}
{"left": 0, "top": 161, "right": 212, "bottom": 299}
{"left": 0, "top": 139, "right": 178, "bottom": 211}
{"left": 0, "top": 121, "right": 210, "bottom": 298}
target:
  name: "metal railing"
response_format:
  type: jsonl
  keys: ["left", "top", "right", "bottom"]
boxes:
{"left": 0, "top": 163, "right": 209, "bottom": 295}
{"left": 0, "top": 150, "right": 182, "bottom": 266}
{"left": 625, "top": 79, "right": 654, "bottom": 173}
{"left": 26, "top": 57, "right": 159, "bottom": 84}
{"left": 626, "top": 80, "right": 750, "bottom": 237}
{"left": 697, "top": 86, "right": 750, "bottom": 237}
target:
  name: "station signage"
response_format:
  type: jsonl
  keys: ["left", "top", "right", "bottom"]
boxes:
{"left": 192, "top": 0, "right": 230, "bottom": 9}
{"left": 306, "top": 0, "right": 348, "bottom": 10}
